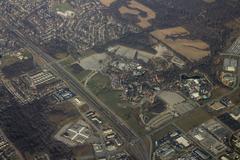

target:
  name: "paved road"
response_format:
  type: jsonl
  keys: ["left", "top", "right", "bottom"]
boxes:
{"left": 2, "top": 16, "right": 149, "bottom": 160}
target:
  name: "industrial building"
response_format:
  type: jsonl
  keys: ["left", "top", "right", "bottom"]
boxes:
{"left": 189, "top": 126, "right": 227, "bottom": 155}
{"left": 223, "top": 58, "right": 238, "bottom": 72}
{"left": 27, "top": 70, "right": 56, "bottom": 88}
{"left": 180, "top": 74, "right": 212, "bottom": 101}
{"left": 202, "top": 119, "right": 232, "bottom": 142}
{"left": 230, "top": 107, "right": 240, "bottom": 121}
{"left": 153, "top": 130, "right": 193, "bottom": 160}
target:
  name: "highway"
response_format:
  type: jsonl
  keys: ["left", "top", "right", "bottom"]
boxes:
{"left": 1, "top": 16, "right": 150, "bottom": 160}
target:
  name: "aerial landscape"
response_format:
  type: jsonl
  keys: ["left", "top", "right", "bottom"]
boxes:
{"left": 1, "top": 0, "right": 240, "bottom": 160}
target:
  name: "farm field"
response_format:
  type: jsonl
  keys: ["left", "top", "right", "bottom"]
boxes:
{"left": 118, "top": 0, "right": 156, "bottom": 28}
{"left": 100, "top": 0, "right": 117, "bottom": 7}
{"left": 151, "top": 26, "right": 211, "bottom": 62}
{"left": 100, "top": 0, "right": 156, "bottom": 29}
{"left": 119, "top": 0, "right": 156, "bottom": 28}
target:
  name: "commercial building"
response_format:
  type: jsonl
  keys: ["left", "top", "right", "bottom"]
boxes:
{"left": 189, "top": 126, "right": 227, "bottom": 155}
{"left": 223, "top": 58, "right": 238, "bottom": 72}
{"left": 27, "top": 70, "right": 56, "bottom": 88}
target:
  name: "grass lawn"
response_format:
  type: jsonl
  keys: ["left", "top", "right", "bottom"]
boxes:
{"left": 65, "top": 65, "right": 91, "bottom": 82}
{"left": 47, "top": 101, "right": 79, "bottom": 128}
{"left": 98, "top": 88, "right": 146, "bottom": 135}
{"left": 60, "top": 56, "right": 92, "bottom": 82}
{"left": 21, "top": 49, "right": 32, "bottom": 58}
{"left": 0, "top": 55, "right": 19, "bottom": 69}
{"left": 0, "top": 50, "right": 33, "bottom": 69}
{"left": 51, "top": 52, "right": 69, "bottom": 60}
{"left": 74, "top": 70, "right": 92, "bottom": 82}
{"left": 174, "top": 107, "right": 212, "bottom": 132}
{"left": 59, "top": 56, "right": 75, "bottom": 66}
{"left": 87, "top": 73, "right": 111, "bottom": 95}
{"left": 53, "top": 2, "right": 73, "bottom": 12}
{"left": 87, "top": 74, "right": 146, "bottom": 135}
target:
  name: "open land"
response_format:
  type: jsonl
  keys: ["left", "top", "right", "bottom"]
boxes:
{"left": 100, "top": 0, "right": 117, "bottom": 7}
{"left": 47, "top": 101, "right": 80, "bottom": 128}
{"left": 86, "top": 73, "right": 146, "bottom": 135}
{"left": 52, "top": 2, "right": 73, "bottom": 12}
{"left": 118, "top": 0, "right": 156, "bottom": 28}
{"left": 174, "top": 107, "right": 212, "bottom": 132}
{"left": 227, "top": 88, "right": 240, "bottom": 105}
{"left": 151, "top": 26, "right": 211, "bottom": 62}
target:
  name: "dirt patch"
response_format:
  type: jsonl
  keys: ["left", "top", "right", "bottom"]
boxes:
{"left": 118, "top": 0, "right": 156, "bottom": 28}
{"left": 119, "top": 6, "right": 140, "bottom": 15}
{"left": 228, "top": 88, "right": 240, "bottom": 105}
{"left": 100, "top": 0, "right": 116, "bottom": 7}
{"left": 54, "top": 53, "right": 69, "bottom": 60}
{"left": 211, "top": 85, "right": 231, "bottom": 99}
{"left": 151, "top": 26, "right": 210, "bottom": 62}
{"left": 48, "top": 101, "right": 79, "bottom": 128}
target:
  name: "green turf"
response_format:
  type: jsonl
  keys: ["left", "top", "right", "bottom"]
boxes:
{"left": 0, "top": 50, "right": 33, "bottom": 69}
{"left": 174, "top": 107, "right": 212, "bottom": 132}
{"left": 87, "top": 74, "right": 146, "bottom": 135}
{"left": 60, "top": 56, "right": 92, "bottom": 82}
{"left": 59, "top": 56, "right": 75, "bottom": 66}
{"left": 65, "top": 66, "right": 91, "bottom": 82}
{"left": 21, "top": 49, "right": 32, "bottom": 58}
{"left": 53, "top": 2, "right": 73, "bottom": 12}
{"left": 87, "top": 73, "right": 111, "bottom": 94}
{"left": 0, "top": 55, "right": 19, "bottom": 68}
{"left": 98, "top": 89, "right": 145, "bottom": 135}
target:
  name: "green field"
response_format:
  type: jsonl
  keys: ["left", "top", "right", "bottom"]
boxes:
{"left": 60, "top": 56, "right": 92, "bottom": 82}
{"left": 59, "top": 56, "right": 75, "bottom": 66}
{"left": 53, "top": 2, "right": 73, "bottom": 12}
{"left": 21, "top": 49, "right": 32, "bottom": 58}
{"left": 0, "top": 55, "right": 19, "bottom": 69}
{"left": 98, "top": 89, "right": 146, "bottom": 135}
{"left": 51, "top": 52, "right": 69, "bottom": 60}
{"left": 67, "top": 67, "right": 91, "bottom": 82}
{"left": 0, "top": 50, "right": 33, "bottom": 69}
{"left": 174, "top": 107, "right": 212, "bottom": 132}
{"left": 48, "top": 101, "right": 80, "bottom": 128}
{"left": 87, "top": 73, "right": 146, "bottom": 135}
{"left": 87, "top": 73, "right": 111, "bottom": 94}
